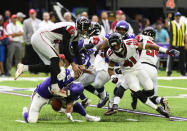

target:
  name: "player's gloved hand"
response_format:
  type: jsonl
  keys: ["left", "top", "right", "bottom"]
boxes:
{"left": 57, "top": 67, "right": 66, "bottom": 81}
{"left": 58, "top": 54, "right": 65, "bottom": 59}
{"left": 167, "top": 49, "right": 180, "bottom": 56}
{"left": 66, "top": 113, "right": 74, "bottom": 122}
{"left": 111, "top": 75, "right": 118, "bottom": 84}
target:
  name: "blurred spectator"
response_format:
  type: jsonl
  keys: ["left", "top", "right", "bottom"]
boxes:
{"left": 142, "top": 18, "right": 150, "bottom": 29}
{"left": 91, "top": 16, "right": 106, "bottom": 36}
{"left": 166, "top": 12, "right": 187, "bottom": 76}
{"left": 81, "top": 12, "right": 88, "bottom": 18}
{"left": 4, "top": 10, "right": 11, "bottom": 23}
{"left": 91, "top": 15, "right": 99, "bottom": 22}
{"left": 22, "top": 9, "right": 41, "bottom": 67}
{"left": 50, "top": 12, "right": 56, "bottom": 23}
{"left": 99, "top": 11, "right": 112, "bottom": 34}
{"left": 111, "top": 10, "right": 123, "bottom": 32}
{"left": 39, "top": 12, "right": 54, "bottom": 28}
{"left": 63, "top": 12, "right": 73, "bottom": 22}
{"left": 16, "top": 12, "right": 26, "bottom": 27}
{"left": 135, "top": 14, "right": 143, "bottom": 33}
{"left": 155, "top": 22, "right": 169, "bottom": 43}
{"left": 3, "top": 16, "right": 9, "bottom": 29}
{"left": 6, "top": 14, "right": 23, "bottom": 76}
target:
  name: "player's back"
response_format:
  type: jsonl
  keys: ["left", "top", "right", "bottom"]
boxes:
{"left": 37, "top": 22, "right": 76, "bottom": 43}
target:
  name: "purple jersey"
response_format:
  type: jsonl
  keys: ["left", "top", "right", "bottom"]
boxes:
{"left": 35, "top": 69, "right": 74, "bottom": 99}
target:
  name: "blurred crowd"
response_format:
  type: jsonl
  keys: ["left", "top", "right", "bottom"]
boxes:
{"left": 0, "top": 9, "right": 187, "bottom": 77}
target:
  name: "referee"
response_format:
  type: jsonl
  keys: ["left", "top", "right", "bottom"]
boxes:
{"left": 166, "top": 12, "right": 187, "bottom": 76}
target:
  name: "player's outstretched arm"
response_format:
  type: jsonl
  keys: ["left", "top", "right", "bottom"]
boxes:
{"left": 138, "top": 42, "right": 180, "bottom": 56}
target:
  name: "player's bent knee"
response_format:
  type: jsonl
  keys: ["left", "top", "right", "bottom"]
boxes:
{"left": 142, "top": 89, "right": 154, "bottom": 97}
{"left": 133, "top": 91, "right": 147, "bottom": 103}
{"left": 28, "top": 112, "right": 39, "bottom": 123}
{"left": 114, "top": 86, "right": 126, "bottom": 98}
{"left": 69, "top": 83, "right": 84, "bottom": 96}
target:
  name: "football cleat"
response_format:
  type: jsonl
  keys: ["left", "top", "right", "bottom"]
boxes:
{"left": 22, "top": 107, "right": 28, "bottom": 123}
{"left": 15, "top": 63, "right": 25, "bottom": 80}
{"left": 156, "top": 106, "right": 170, "bottom": 118}
{"left": 160, "top": 97, "right": 170, "bottom": 114}
{"left": 85, "top": 114, "right": 101, "bottom": 122}
{"left": 131, "top": 92, "right": 138, "bottom": 110}
{"left": 104, "top": 104, "right": 118, "bottom": 116}
{"left": 97, "top": 92, "right": 109, "bottom": 108}
{"left": 81, "top": 98, "right": 91, "bottom": 109}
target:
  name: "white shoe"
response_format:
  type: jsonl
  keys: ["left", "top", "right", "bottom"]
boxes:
{"left": 85, "top": 114, "right": 101, "bottom": 122}
{"left": 15, "top": 63, "right": 26, "bottom": 80}
{"left": 22, "top": 107, "right": 28, "bottom": 116}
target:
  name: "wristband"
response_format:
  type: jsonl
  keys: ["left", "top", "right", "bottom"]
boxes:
{"left": 159, "top": 47, "right": 167, "bottom": 53}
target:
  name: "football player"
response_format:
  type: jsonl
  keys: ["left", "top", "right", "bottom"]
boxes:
{"left": 15, "top": 16, "right": 91, "bottom": 97}
{"left": 104, "top": 33, "right": 179, "bottom": 117}
{"left": 131, "top": 27, "right": 171, "bottom": 112}
{"left": 22, "top": 68, "right": 100, "bottom": 123}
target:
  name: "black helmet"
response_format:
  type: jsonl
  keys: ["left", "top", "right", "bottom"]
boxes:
{"left": 88, "top": 22, "right": 101, "bottom": 36}
{"left": 76, "top": 16, "right": 91, "bottom": 34}
{"left": 108, "top": 33, "right": 124, "bottom": 53}
{"left": 142, "top": 27, "right": 156, "bottom": 38}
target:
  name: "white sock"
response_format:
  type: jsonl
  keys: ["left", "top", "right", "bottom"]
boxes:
{"left": 100, "top": 91, "right": 106, "bottom": 99}
{"left": 113, "top": 96, "right": 121, "bottom": 105}
{"left": 23, "top": 65, "right": 29, "bottom": 72}
{"left": 94, "top": 90, "right": 99, "bottom": 96}
{"left": 156, "top": 97, "right": 162, "bottom": 104}
{"left": 145, "top": 98, "right": 157, "bottom": 110}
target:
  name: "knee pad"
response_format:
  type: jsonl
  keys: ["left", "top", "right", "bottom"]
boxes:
{"left": 133, "top": 91, "right": 147, "bottom": 103}
{"left": 142, "top": 89, "right": 154, "bottom": 97}
{"left": 114, "top": 86, "right": 126, "bottom": 98}
{"left": 94, "top": 81, "right": 104, "bottom": 89}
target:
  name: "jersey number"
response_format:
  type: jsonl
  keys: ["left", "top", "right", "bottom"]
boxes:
{"left": 123, "top": 56, "right": 137, "bottom": 67}
{"left": 146, "top": 50, "right": 158, "bottom": 57}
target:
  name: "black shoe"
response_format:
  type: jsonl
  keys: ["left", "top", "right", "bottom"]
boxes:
{"left": 167, "top": 72, "right": 172, "bottom": 76}
{"left": 104, "top": 104, "right": 118, "bottom": 116}
{"left": 156, "top": 106, "right": 170, "bottom": 118}
{"left": 81, "top": 98, "right": 91, "bottom": 109}
{"left": 180, "top": 72, "right": 186, "bottom": 76}
{"left": 131, "top": 92, "right": 137, "bottom": 110}
{"left": 160, "top": 97, "right": 170, "bottom": 114}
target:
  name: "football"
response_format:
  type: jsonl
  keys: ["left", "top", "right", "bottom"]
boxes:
{"left": 51, "top": 98, "right": 62, "bottom": 111}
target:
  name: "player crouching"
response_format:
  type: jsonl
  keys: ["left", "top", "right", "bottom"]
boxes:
{"left": 22, "top": 68, "right": 100, "bottom": 123}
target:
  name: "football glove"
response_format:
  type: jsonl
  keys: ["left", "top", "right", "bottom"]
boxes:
{"left": 111, "top": 75, "right": 118, "bottom": 84}
{"left": 167, "top": 49, "right": 180, "bottom": 56}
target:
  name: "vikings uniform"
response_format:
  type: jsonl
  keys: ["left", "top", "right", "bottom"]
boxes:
{"left": 23, "top": 69, "right": 84, "bottom": 123}
{"left": 107, "top": 38, "right": 154, "bottom": 92}
{"left": 138, "top": 34, "right": 159, "bottom": 95}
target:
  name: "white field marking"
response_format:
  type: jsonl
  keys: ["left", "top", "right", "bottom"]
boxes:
{"left": 126, "top": 119, "right": 139, "bottom": 122}
{"left": 0, "top": 77, "right": 47, "bottom": 82}
{"left": 157, "top": 76, "right": 187, "bottom": 80}
{"left": 15, "top": 120, "right": 26, "bottom": 123}
{"left": 158, "top": 85, "right": 187, "bottom": 90}
{"left": 0, "top": 76, "right": 187, "bottom": 82}
{"left": 0, "top": 86, "right": 35, "bottom": 92}
{"left": 165, "top": 94, "right": 187, "bottom": 98}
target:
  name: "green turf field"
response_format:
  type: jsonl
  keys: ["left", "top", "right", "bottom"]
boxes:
{"left": 0, "top": 72, "right": 187, "bottom": 131}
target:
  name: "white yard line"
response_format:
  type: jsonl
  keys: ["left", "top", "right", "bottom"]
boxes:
{"left": 0, "top": 76, "right": 187, "bottom": 82}
{"left": 158, "top": 85, "right": 187, "bottom": 90}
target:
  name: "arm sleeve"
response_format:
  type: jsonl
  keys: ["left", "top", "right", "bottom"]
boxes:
{"left": 59, "top": 31, "right": 73, "bottom": 63}
{"left": 72, "top": 41, "right": 83, "bottom": 65}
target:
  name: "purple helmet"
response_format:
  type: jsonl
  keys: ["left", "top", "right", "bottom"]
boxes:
{"left": 115, "top": 20, "right": 129, "bottom": 35}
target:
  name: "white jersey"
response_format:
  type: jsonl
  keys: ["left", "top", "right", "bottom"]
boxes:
{"left": 137, "top": 35, "right": 159, "bottom": 66}
{"left": 36, "top": 22, "right": 79, "bottom": 45}
{"left": 107, "top": 38, "right": 141, "bottom": 71}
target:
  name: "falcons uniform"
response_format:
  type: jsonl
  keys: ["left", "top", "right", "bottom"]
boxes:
{"left": 138, "top": 35, "right": 159, "bottom": 95}
{"left": 22, "top": 68, "right": 85, "bottom": 123}
{"left": 31, "top": 22, "right": 79, "bottom": 65}
{"left": 107, "top": 38, "right": 153, "bottom": 92}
